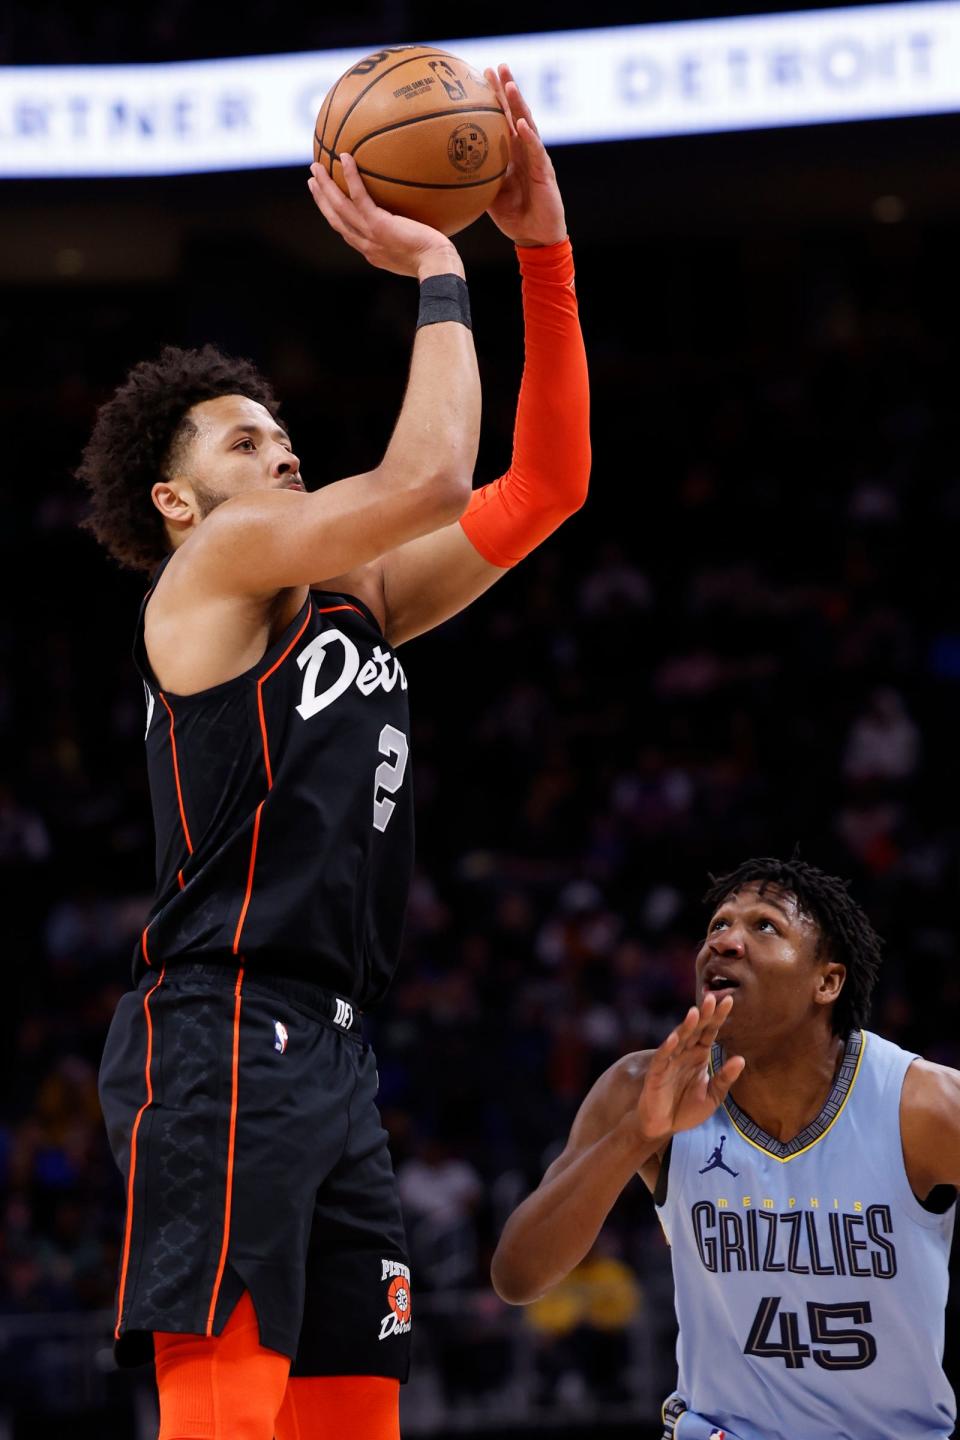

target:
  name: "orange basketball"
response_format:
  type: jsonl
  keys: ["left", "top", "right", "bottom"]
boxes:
{"left": 313, "top": 46, "right": 510, "bottom": 237}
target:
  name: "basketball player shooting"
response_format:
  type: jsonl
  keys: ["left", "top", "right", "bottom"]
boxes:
{"left": 78, "top": 66, "right": 589, "bottom": 1440}
{"left": 491, "top": 857, "right": 959, "bottom": 1440}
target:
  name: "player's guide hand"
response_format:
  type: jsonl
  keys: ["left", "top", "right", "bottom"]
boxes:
{"left": 625, "top": 994, "right": 746, "bottom": 1149}
{"left": 483, "top": 63, "right": 567, "bottom": 249}
{"left": 308, "top": 153, "right": 464, "bottom": 280}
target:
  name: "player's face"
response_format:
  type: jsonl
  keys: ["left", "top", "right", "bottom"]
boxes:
{"left": 694, "top": 883, "right": 838, "bottom": 1049}
{"left": 183, "top": 394, "right": 302, "bottom": 514}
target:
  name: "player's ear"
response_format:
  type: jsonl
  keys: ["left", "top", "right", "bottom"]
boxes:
{"left": 152, "top": 478, "right": 198, "bottom": 524}
{"left": 814, "top": 962, "right": 845, "bottom": 1007}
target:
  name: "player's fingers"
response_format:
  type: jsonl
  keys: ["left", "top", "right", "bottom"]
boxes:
{"left": 697, "top": 993, "right": 734, "bottom": 1045}
{"left": 483, "top": 65, "right": 500, "bottom": 94}
{"left": 308, "top": 176, "right": 367, "bottom": 247}
{"left": 485, "top": 66, "right": 516, "bottom": 133}
{"left": 689, "top": 990, "right": 716, "bottom": 1031}
{"left": 310, "top": 160, "right": 352, "bottom": 210}
{"left": 307, "top": 173, "right": 343, "bottom": 224}
{"left": 326, "top": 161, "right": 379, "bottom": 242}
{"left": 645, "top": 1026, "right": 680, "bottom": 1077}
{"left": 499, "top": 62, "right": 522, "bottom": 97}
{"left": 338, "top": 153, "right": 378, "bottom": 216}
{"left": 504, "top": 77, "right": 539, "bottom": 135}
{"left": 516, "top": 116, "right": 544, "bottom": 148}
{"left": 312, "top": 162, "right": 372, "bottom": 237}
{"left": 672, "top": 1005, "right": 702, "bottom": 1051}
{"left": 710, "top": 1054, "right": 746, "bottom": 1101}
{"left": 308, "top": 172, "right": 360, "bottom": 235}
{"left": 682, "top": 995, "right": 725, "bottom": 1054}
{"left": 515, "top": 118, "right": 552, "bottom": 178}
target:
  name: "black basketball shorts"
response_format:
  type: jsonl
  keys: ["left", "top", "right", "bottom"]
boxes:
{"left": 98, "top": 962, "right": 412, "bottom": 1378}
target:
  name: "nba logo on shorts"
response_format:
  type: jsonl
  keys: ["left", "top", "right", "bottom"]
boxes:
{"left": 274, "top": 1020, "right": 288, "bottom": 1054}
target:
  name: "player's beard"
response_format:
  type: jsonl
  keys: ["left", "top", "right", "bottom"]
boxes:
{"left": 191, "top": 478, "right": 231, "bottom": 519}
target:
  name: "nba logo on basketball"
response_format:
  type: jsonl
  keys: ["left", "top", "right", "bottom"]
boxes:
{"left": 273, "top": 1020, "right": 288, "bottom": 1054}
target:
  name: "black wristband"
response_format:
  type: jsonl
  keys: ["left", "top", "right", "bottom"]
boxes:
{"left": 417, "top": 273, "right": 472, "bottom": 331}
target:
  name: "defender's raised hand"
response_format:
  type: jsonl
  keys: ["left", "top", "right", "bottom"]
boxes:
{"left": 484, "top": 64, "right": 567, "bottom": 248}
{"left": 630, "top": 994, "right": 745, "bottom": 1146}
{"left": 308, "top": 154, "right": 463, "bottom": 279}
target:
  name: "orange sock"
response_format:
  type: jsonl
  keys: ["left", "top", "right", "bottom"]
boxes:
{"left": 274, "top": 1375, "right": 400, "bottom": 1440}
{"left": 154, "top": 1291, "right": 290, "bottom": 1440}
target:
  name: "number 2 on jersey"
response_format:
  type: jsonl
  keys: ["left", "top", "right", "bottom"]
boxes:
{"left": 373, "top": 723, "right": 409, "bottom": 832}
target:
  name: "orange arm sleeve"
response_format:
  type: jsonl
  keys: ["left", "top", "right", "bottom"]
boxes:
{"left": 459, "top": 237, "right": 591, "bottom": 568}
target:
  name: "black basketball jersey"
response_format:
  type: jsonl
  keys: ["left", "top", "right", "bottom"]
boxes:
{"left": 131, "top": 560, "right": 414, "bottom": 1009}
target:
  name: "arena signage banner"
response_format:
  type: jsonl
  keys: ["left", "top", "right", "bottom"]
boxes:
{"left": 1, "top": 2, "right": 958, "bottom": 177}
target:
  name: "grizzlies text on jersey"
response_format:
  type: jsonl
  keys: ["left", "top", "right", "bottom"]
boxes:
{"left": 657, "top": 1030, "right": 956, "bottom": 1440}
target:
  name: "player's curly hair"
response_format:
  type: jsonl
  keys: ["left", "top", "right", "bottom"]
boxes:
{"left": 703, "top": 856, "right": 883, "bottom": 1037}
{"left": 76, "top": 344, "right": 280, "bottom": 572}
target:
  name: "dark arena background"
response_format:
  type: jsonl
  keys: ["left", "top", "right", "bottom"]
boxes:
{"left": 2, "top": 1, "right": 959, "bottom": 1436}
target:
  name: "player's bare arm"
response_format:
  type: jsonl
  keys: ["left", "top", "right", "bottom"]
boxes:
{"left": 490, "top": 995, "right": 744, "bottom": 1305}
{"left": 371, "top": 65, "right": 590, "bottom": 647}
{"left": 901, "top": 1058, "right": 960, "bottom": 1198}
{"left": 144, "top": 153, "right": 480, "bottom": 693}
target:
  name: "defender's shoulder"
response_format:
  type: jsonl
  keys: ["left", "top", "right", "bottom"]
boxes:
{"left": 587, "top": 1050, "right": 655, "bottom": 1124}
{"left": 901, "top": 1057, "right": 960, "bottom": 1195}
{"left": 609, "top": 1049, "right": 655, "bottom": 1089}
{"left": 902, "top": 1056, "right": 960, "bottom": 1115}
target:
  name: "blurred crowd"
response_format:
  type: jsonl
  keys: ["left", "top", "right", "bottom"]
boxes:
{"left": 1, "top": 190, "right": 959, "bottom": 1417}
{"left": 0, "top": 0, "right": 883, "bottom": 65}
{"left": 0, "top": 0, "right": 664, "bottom": 65}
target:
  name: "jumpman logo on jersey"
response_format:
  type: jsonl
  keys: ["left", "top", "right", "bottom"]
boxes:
{"left": 698, "top": 1135, "right": 739, "bottom": 1178}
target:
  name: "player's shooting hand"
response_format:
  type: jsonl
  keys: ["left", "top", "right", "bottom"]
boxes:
{"left": 484, "top": 64, "right": 566, "bottom": 248}
{"left": 308, "top": 155, "right": 464, "bottom": 280}
{"left": 629, "top": 994, "right": 745, "bottom": 1147}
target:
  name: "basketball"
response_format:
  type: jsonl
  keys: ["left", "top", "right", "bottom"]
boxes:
{"left": 313, "top": 46, "right": 510, "bottom": 237}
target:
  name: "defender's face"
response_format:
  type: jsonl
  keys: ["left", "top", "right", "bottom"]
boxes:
{"left": 184, "top": 394, "right": 303, "bottom": 508}
{"left": 695, "top": 883, "right": 838, "bottom": 1048}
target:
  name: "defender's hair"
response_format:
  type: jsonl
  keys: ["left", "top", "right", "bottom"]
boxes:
{"left": 76, "top": 344, "right": 280, "bottom": 572}
{"left": 703, "top": 856, "right": 883, "bottom": 1037}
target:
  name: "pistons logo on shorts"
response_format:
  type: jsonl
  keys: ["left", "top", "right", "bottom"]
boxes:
{"left": 378, "top": 1258, "right": 412, "bottom": 1341}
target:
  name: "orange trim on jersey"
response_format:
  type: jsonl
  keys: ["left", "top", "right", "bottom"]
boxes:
{"left": 114, "top": 966, "right": 166, "bottom": 1340}
{"left": 315, "top": 604, "right": 363, "bottom": 616}
{"left": 239, "top": 603, "right": 316, "bottom": 957}
{"left": 141, "top": 926, "right": 151, "bottom": 968}
{"left": 256, "top": 607, "right": 312, "bottom": 789}
{"left": 232, "top": 801, "right": 264, "bottom": 955}
{"left": 158, "top": 692, "right": 194, "bottom": 855}
{"left": 177, "top": 869, "right": 185, "bottom": 891}
{"left": 206, "top": 967, "right": 244, "bottom": 1336}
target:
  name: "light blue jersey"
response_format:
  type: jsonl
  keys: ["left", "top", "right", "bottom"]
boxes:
{"left": 656, "top": 1030, "right": 956, "bottom": 1440}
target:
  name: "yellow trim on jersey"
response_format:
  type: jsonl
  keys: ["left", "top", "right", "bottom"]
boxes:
{"left": 714, "top": 1030, "right": 867, "bottom": 1165}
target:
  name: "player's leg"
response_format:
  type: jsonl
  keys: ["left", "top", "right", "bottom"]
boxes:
{"left": 283, "top": 1041, "right": 411, "bottom": 1439}
{"left": 274, "top": 1375, "right": 400, "bottom": 1440}
{"left": 99, "top": 969, "right": 359, "bottom": 1428}
{"left": 155, "top": 1291, "right": 290, "bottom": 1440}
